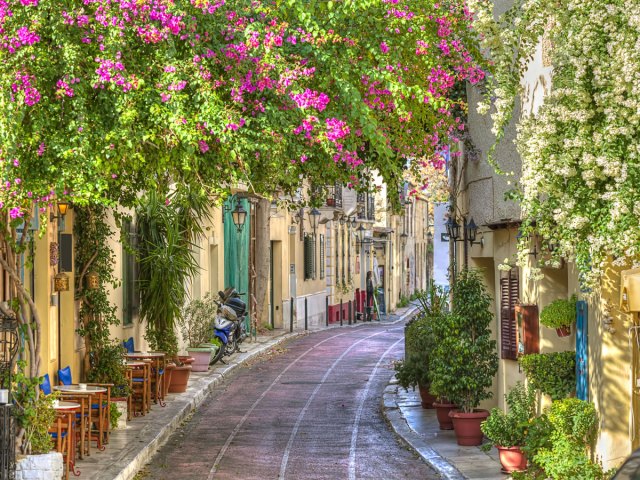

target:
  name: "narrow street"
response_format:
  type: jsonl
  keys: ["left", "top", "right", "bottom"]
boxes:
{"left": 141, "top": 323, "right": 438, "bottom": 480}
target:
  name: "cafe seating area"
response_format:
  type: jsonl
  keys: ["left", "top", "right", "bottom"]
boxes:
{"left": 40, "top": 340, "right": 182, "bottom": 480}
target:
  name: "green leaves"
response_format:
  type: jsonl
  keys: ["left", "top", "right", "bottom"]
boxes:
{"left": 519, "top": 351, "right": 576, "bottom": 401}
{"left": 429, "top": 269, "right": 498, "bottom": 412}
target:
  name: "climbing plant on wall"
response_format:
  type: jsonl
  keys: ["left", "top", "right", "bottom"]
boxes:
{"left": 470, "top": 0, "right": 640, "bottom": 288}
{"left": 74, "top": 204, "right": 127, "bottom": 391}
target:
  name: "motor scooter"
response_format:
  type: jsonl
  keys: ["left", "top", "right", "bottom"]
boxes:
{"left": 209, "top": 288, "right": 248, "bottom": 365}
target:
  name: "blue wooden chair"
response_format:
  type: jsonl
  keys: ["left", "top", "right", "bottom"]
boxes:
{"left": 58, "top": 366, "right": 72, "bottom": 386}
{"left": 122, "top": 337, "right": 135, "bottom": 353}
{"left": 40, "top": 373, "right": 52, "bottom": 395}
{"left": 58, "top": 366, "right": 112, "bottom": 450}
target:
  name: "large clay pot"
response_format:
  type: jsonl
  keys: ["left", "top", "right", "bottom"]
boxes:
{"left": 418, "top": 384, "right": 436, "bottom": 409}
{"left": 497, "top": 446, "right": 527, "bottom": 473}
{"left": 450, "top": 409, "right": 490, "bottom": 446}
{"left": 187, "top": 347, "right": 212, "bottom": 372}
{"left": 433, "top": 402, "right": 457, "bottom": 430}
{"left": 162, "top": 363, "right": 175, "bottom": 397}
{"left": 556, "top": 325, "right": 571, "bottom": 337}
{"left": 168, "top": 364, "right": 192, "bottom": 393}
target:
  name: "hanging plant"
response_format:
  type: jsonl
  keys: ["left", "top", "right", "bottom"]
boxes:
{"left": 49, "top": 242, "right": 58, "bottom": 266}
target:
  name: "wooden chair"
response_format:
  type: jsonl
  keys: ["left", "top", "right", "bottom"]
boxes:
{"left": 128, "top": 363, "right": 150, "bottom": 417}
{"left": 88, "top": 382, "right": 112, "bottom": 450}
{"left": 49, "top": 411, "right": 76, "bottom": 479}
{"left": 57, "top": 393, "right": 91, "bottom": 459}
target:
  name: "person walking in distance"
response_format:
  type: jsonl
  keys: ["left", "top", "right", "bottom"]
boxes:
{"left": 366, "top": 271, "right": 375, "bottom": 321}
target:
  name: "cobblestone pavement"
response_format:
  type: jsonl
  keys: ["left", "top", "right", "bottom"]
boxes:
{"left": 142, "top": 322, "right": 438, "bottom": 480}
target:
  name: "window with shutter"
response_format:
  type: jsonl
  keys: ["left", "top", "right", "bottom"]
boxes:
{"left": 303, "top": 234, "right": 314, "bottom": 280}
{"left": 500, "top": 268, "right": 519, "bottom": 360}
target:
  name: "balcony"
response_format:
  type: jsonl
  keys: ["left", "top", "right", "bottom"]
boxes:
{"left": 325, "top": 183, "right": 343, "bottom": 209}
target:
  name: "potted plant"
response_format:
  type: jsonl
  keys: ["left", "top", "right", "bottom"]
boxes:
{"left": 430, "top": 269, "right": 499, "bottom": 446}
{"left": 179, "top": 294, "right": 218, "bottom": 372}
{"left": 86, "top": 342, "right": 131, "bottom": 428}
{"left": 540, "top": 295, "right": 576, "bottom": 337}
{"left": 481, "top": 382, "right": 535, "bottom": 473}
{"left": 136, "top": 189, "right": 211, "bottom": 363}
{"left": 522, "top": 399, "right": 611, "bottom": 479}
{"left": 395, "top": 284, "right": 447, "bottom": 409}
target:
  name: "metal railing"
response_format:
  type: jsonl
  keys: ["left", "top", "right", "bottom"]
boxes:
{"left": 0, "top": 405, "right": 15, "bottom": 480}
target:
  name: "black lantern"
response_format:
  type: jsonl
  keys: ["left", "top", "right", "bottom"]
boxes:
{"left": 445, "top": 217, "right": 460, "bottom": 241}
{"left": 466, "top": 218, "right": 484, "bottom": 247}
{"left": 466, "top": 218, "right": 478, "bottom": 243}
{"left": 231, "top": 202, "right": 248, "bottom": 232}
{"left": 308, "top": 208, "right": 321, "bottom": 234}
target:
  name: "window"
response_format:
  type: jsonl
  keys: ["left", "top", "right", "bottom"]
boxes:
{"left": 319, "top": 234, "right": 325, "bottom": 279}
{"left": 500, "top": 268, "right": 519, "bottom": 360}
{"left": 122, "top": 220, "right": 140, "bottom": 326}
{"left": 303, "top": 233, "right": 315, "bottom": 280}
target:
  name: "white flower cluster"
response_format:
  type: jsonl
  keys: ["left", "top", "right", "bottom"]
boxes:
{"left": 472, "top": 0, "right": 640, "bottom": 288}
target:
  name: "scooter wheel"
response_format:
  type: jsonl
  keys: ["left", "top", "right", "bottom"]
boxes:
{"left": 209, "top": 338, "right": 225, "bottom": 365}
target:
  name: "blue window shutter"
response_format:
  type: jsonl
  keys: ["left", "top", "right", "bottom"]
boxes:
{"left": 576, "top": 300, "right": 588, "bottom": 401}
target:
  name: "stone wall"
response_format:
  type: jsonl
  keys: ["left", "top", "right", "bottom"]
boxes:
{"left": 16, "top": 452, "right": 63, "bottom": 480}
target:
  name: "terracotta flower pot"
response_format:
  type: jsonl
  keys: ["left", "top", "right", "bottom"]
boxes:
{"left": 418, "top": 384, "right": 436, "bottom": 409}
{"left": 433, "top": 402, "right": 457, "bottom": 430}
{"left": 556, "top": 325, "right": 571, "bottom": 337}
{"left": 449, "top": 409, "right": 489, "bottom": 446}
{"left": 168, "top": 364, "right": 192, "bottom": 393}
{"left": 162, "top": 363, "right": 175, "bottom": 397}
{"left": 497, "top": 446, "right": 527, "bottom": 473}
{"left": 178, "top": 356, "right": 195, "bottom": 365}
{"left": 187, "top": 348, "right": 212, "bottom": 372}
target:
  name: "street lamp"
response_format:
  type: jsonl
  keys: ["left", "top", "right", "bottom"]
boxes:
{"left": 308, "top": 208, "right": 321, "bottom": 235}
{"left": 466, "top": 218, "right": 484, "bottom": 247}
{"left": 50, "top": 200, "right": 70, "bottom": 222}
{"left": 445, "top": 217, "right": 460, "bottom": 241}
{"left": 231, "top": 202, "right": 248, "bottom": 232}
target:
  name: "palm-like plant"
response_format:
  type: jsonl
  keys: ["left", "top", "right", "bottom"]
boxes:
{"left": 135, "top": 188, "right": 211, "bottom": 357}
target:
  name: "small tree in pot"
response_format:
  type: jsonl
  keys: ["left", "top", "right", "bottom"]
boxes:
{"left": 179, "top": 293, "right": 218, "bottom": 372}
{"left": 394, "top": 284, "right": 447, "bottom": 408}
{"left": 430, "top": 269, "right": 498, "bottom": 445}
{"left": 481, "top": 382, "right": 536, "bottom": 473}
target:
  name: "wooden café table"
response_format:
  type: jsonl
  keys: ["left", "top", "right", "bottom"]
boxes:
{"left": 54, "top": 385, "right": 108, "bottom": 455}
{"left": 125, "top": 352, "right": 167, "bottom": 406}
{"left": 53, "top": 400, "right": 81, "bottom": 478}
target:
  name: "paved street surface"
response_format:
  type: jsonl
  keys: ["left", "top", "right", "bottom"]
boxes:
{"left": 141, "top": 323, "right": 438, "bottom": 479}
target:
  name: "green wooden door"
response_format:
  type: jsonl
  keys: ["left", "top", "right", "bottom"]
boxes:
{"left": 223, "top": 198, "right": 250, "bottom": 308}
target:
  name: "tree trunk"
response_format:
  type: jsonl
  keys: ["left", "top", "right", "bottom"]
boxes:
{"left": 254, "top": 198, "right": 271, "bottom": 327}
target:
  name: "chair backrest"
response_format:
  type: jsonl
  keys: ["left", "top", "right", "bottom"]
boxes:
{"left": 123, "top": 337, "right": 134, "bottom": 353}
{"left": 58, "top": 366, "right": 72, "bottom": 385}
{"left": 40, "top": 373, "right": 52, "bottom": 395}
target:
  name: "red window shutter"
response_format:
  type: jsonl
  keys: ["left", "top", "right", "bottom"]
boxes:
{"left": 500, "top": 270, "right": 519, "bottom": 360}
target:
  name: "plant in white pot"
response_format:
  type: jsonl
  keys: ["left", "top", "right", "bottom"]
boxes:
{"left": 430, "top": 269, "right": 499, "bottom": 446}
{"left": 180, "top": 293, "right": 218, "bottom": 372}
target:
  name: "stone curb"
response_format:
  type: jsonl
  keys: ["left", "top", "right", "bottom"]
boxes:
{"left": 382, "top": 383, "right": 466, "bottom": 480}
{"left": 117, "top": 305, "right": 418, "bottom": 480}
